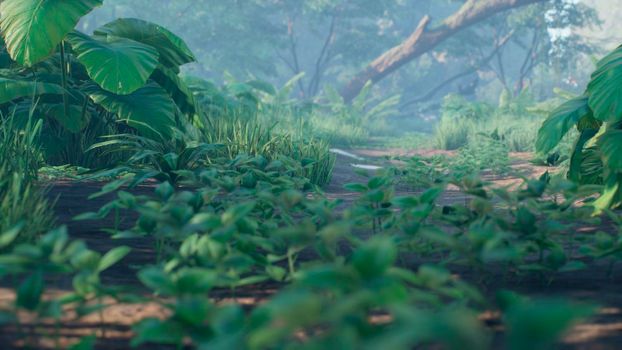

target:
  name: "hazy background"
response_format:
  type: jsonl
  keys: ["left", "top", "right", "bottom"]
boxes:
{"left": 79, "top": 0, "right": 621, "bottom": 133}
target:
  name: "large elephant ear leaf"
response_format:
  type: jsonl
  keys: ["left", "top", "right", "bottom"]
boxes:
{"left": 536, "top": 96, "right": 593, "bottom": 154}
{"left": 0, "top": 77, "right": 64, "bottom": 104}
{"left": 151, "top": 67, "right": 196, "bottom": 116}
{"left": 84, "top": 82, "right": 176, "bottom": 139}
{"left": 0, "top": 0, "right": 103, "bottom": 66}
{"left": 587, "top": 46, "right": 622, "bottom": 123}
{"left": 67, "top": 31, "right": 159, "bottom": 95}
{"left": 598, "top": 130, "right": 622, "bottom": 173}
{"left": 94, "top": 18, "right": 195, "bottom": 70}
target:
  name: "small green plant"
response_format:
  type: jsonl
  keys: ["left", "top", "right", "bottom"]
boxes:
{"left": 88, "top": 129, "right": 223, "bottom": 185}
{"left": 0, "top": 111, "right": 54, "bottom": 242}
{"left": 451, "top": 134, "right": 511, "bottom": 179}
{"left": 0, "top": 225, "right": 130, "bottom": 348}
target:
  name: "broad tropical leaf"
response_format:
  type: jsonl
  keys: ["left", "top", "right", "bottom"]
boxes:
{"left": 45, "top": 104, "right": 89, "bottom": 133}
{"left": 84, "top": 82, "right": 176, "bottom": 138}
{"left": 0, "top": 77, "right": 64, "bottom": 104}
{"left": 0, "top": 0, "right": 103, "bottom": 66}
{"left": 568, "top": 130, "right": 598, "bottom": 183}
{"left": 593, "top": 174, "right": 622, "bottom": 214}
{"left": 93, "top": 18, "right": 195, "bottom": 70}
{"left": 151, "top": 66, "right": 196, "bottom": 115}
{"left": 536, "top": 96, "right": 592, "bottom": 154}
{"left": 587, "top": 46, "right": 622, "bottom": 122}
{"left": 67, "top": 31, "right": 159, "bottom": 95}
{"left": 598, "top": 130, "right": 622, "bottom": 173}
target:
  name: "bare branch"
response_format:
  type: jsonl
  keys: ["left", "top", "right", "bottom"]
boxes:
{"left": 339, "top": 0, "right": 546, "bottom": 102}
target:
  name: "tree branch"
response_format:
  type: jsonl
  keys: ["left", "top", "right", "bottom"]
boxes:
{"left": 339, "top": 0, "right": 546, "bottom": 102}
{"left": 400, "top": 30, "right": 515, "bottom": 109}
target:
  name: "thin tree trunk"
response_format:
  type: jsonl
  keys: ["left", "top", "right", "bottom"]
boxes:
{"left": 339, "top": 0, "right": 546, "bottom": 102}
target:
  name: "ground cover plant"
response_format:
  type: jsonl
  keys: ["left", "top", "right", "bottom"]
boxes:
{"left": 2, "top": 0, "right": 622, "bottom": 349}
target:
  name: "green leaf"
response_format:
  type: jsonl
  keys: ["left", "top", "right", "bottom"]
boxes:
{"left": 352, "top": 237, "right": 397, "bottom": 278}
{"left": 72, "top": 272, "right": 98, "bottom": 296}
{"left": 536, "top": 96, "right": 592, "bottom": 154}
{"left": 266, "top": 265, "right": 287, "bottom": 281}
{"left": 155, "top": 181, "right": 174, "bottom": 200}
{"left": 175, "top": 268, "right": 217, "bottom": 294}
{"left": 70, "top": 250, "right": 101, "bottom": 271}
{"left": 0, "top": 222, "right": 23, "bottom": 249}
{"left": 593, "top": 174, "right": 622, "bottom": 213}
{"left": 587, "top": 46, "right": 622, "bottom": 122}
{"left": 421, "top": 187, "right": 443, "bottom": 204}
{"left": 84, "top": 82, "right": 176, "bottom": 138}
{"left": 0, "top": 77, "right": 64, "bottom": 104}
{"left": 67, "top": 31, "right": 159, "bottom": 95}
{"left": 98, "top": 246, "right": 131, "bottom": 272}
{"left": 0, "top": 0, "right": 102, "bottom": 66}
{"left": 94, "top": 18, "right": 195, "bottom": 70}
{"left": 174, "top": 296, "right": 211, "bottom": 325}
{"left": 138, "top": 267, "right": 175, "bottom": 295}
{"left": 17, "top": 271, "right": 44, "bottom": 311}
{"left": 131, "top": 318, "right": 184, "bottom": 346}
{"left": 151, "top": 66, "right": 197, "bottom": 115}
{"left": 568, "top": 129, "right": 598, "bottom": 182}
{"left": 68, "top": 335, "right": 96, "bottom": 350}
{"left": 45, "top": 104, "right": 89, "bottom": 133}
{"left": 505, "top": 298, "right": 595, "bottom": 350}
{"left": 598, "top": 130, "right": 622, "bottom": 172}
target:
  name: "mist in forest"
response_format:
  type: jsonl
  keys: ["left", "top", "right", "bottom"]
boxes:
{"left": 78, "top": 0, "right": 620, "bottom": 136}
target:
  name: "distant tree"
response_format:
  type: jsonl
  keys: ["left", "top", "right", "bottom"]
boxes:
{"left": 399, "top": 0, "right": 600, "bottom": 109}
{"left": 338, "top": 0, "right": 552, "bottom": 102}
{"left": 82, "top": 0, "right": 600, "bottom": 107}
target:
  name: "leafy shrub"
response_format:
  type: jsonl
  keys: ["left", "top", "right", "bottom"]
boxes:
{"left": 452, "top": 134, "right": 511, "bottom": 178}
{"left": 536, "top": 43, "right": 622, "bottom": 210}
{"left": 189, "top": 79, "right": 336, "bottom": 186}
{"left": 0, "top": 3, "right": 200, "bottom": 168}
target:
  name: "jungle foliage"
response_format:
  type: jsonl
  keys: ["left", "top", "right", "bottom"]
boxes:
{"left": 0, "top": 0, "right": 620, "bottom": 349}
{"left": 537, "top": 43, "right": 622, "bottom": 210}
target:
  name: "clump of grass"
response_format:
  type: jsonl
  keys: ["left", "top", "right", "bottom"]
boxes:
{"left": 0, "top": 112, "right": 54, "bottom": 242}
{"left": 433, "top": 116, "right": 473, "bottom": 150}
{"left": 432, "top": 93, "right": 548, "bottom": 152}
{"left": 201, "top": 111, "right": 335, "bottom": 186}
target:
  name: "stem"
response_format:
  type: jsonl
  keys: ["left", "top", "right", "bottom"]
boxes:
{"left": 59, "top": 41, "right": 70, "bottom": 121}
{"left": 99, "top": 295, "right": 107, "bottom": 339}
{"left": 114, "top": 207, "right": 120, "bottom": 235}
{"left": 287, "top": 249, "right": 296, "bottom": 277}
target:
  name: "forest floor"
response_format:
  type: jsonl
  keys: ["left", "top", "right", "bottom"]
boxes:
{"left": 1, "top": 149, "right": 621, "bottom": 349}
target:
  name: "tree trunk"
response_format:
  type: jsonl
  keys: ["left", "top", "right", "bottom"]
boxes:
{"left": 339, "top": 0, "right": 546, "bottom": 102}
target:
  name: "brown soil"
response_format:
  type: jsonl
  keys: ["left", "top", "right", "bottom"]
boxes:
{"left": 1, "top": 150, "right": 620, "bottom": 349}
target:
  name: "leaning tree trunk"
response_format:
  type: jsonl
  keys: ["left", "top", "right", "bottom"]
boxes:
{"left": 339, "top": 0, "right": 547, "bottom": 102}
